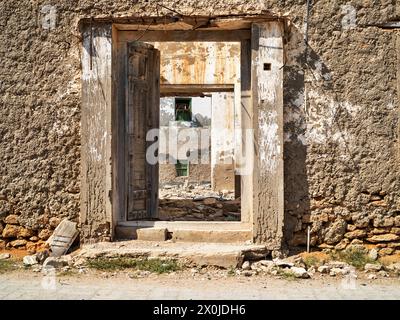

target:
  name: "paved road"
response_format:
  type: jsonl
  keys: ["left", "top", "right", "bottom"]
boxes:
{"left": 1, "top": 272, "right": 400, "bottom": 300}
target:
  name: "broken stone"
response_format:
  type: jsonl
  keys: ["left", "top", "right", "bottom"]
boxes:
{"left": 290, "top": 267, "right": 310, "bottom": 279}
{"left": 368, "top": 248, "right": 378, "bottom": 261}
{"left": 0, "top": 253, "right": 11, "bottom": 260}
{"left": 367, "top": 274, "right": 377, "bottom": 280}
{"left": 367, "top": 234, "right": 399, "bottom": 243}
{"left": 2, "top": 224, "right": 19, "bottom": 238}
{"left": 36, "top": 250, "right": 50, "bottom": 264}
{"left": 328, "top": 261, "right": 350, "bottom": 269}
{"left": 73, "top": 257, "right": 87, "bottom": 268}
{"left": 364, "top": 263, "right": 382, "bottom": 272}
{"left": 394, "top": 216, "right": 400, "bottom": 227}
{"left": 241, "top": 261, "right": 251, "bottom": 270}
{"left": 42, "top": 256, "right": 70, "bottom": 270}
{"left": 385, "top": 263, "right": 400, "bottom": 272}
{"left": 378, "top": 270, "right": 389, "bottom": 277}
{"left": 4, "top": 214, "right": 19, "bottom": 225}
{"left": 23, "top": 255, "right": 38, "bottom": 266}
{"left": 259, "top": 260, "right": 274, "bottom": 268}
{"left": 10, "top": 239, "right": 27, "bottom": 247}
{"left": 317, "top": 265, "right": 330, "bottom": 274}
{"left": 273, "top": 259, "right": 294, "bottom": 268}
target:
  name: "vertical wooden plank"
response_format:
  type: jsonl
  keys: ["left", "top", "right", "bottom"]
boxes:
{"left": 81, "top": 24, "right": 112, "bottom": 242}
{"left": 251, "top": 22, "right": 284, "bottom": 249}
{"left": 112, "top": 37, "right": 127, "bottom": 226}
{"left": 240, "top": 39, "right": 253, "bottom": 224}
{"left": 148, "top": 49, "right": 160, "bottom": 218}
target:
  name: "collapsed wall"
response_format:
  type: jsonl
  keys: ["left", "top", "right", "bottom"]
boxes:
{"left": 0, "top": 0, "right": 399, "bottom": 256}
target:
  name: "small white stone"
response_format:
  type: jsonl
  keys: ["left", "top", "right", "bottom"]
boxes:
{"left": 23, "top": 255, "right": 38, "bottom": 266}
{"left": 291, "top": 267, "right": 310, "bottom": 279}
{"left": 241, "top": 261, "right": 251, "bottom": 270}
{"left": 0, "top": 253, "right": 11, "bottom": 260}
{"left": 368, "top": 274, "right": 377, "bottom": 280}
{"left": 318, "top": 265, "right": 330, "bottom": 274}
{"left": 364, "top": 263, "right": 382, "bottom": 272}
{"left": 368, "top": 248, "right": 378, "bottom": 261}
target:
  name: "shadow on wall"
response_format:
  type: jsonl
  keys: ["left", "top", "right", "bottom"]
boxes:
{"left": 283, "top": 22, "right": 337, "bottom": 250}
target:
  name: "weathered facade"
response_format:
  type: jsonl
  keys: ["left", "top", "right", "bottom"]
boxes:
{"left": 0, "top": 1, "right": 399, "bottom": 257}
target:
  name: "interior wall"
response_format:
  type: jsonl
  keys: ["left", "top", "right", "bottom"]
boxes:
{"left": 147, "top": 41, "right": 240, "bottom": 85}
{"left": 211, "top": 92, "right": 235, "bottom": 191}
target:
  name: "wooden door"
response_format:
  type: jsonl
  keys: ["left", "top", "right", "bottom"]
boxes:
{"left": 126, "top": 42, "right": 160, "bottom": 220}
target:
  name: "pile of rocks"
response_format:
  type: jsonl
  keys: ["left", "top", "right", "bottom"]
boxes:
{"left": 291, "top": 207, "right": 400, "bottom": 257}
{"left": 159, "top": 183, "right": 240, "bottom": 221}
{"left": 237, "top": 256, "right": 400, "bottom": 279}
{"left": 0, "top": 213, "right": 60, "bottom": 253}
{"left": 22, "top": 250, "right": 86, "bottom": 273}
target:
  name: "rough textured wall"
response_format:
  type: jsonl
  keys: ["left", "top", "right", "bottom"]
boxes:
{"left": 282, "top": 2, "right": 400, "bottom": 257}
{"left": 0, "top": 0, "right": 399, "bottom": 253}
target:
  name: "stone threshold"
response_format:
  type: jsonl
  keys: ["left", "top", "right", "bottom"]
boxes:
{"left": 78, "top": 240, "right": 269, "bottom": 268}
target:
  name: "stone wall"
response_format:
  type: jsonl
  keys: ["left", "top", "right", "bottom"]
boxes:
{"left": 0, "top": 0, "right": 399, "bottom": 253}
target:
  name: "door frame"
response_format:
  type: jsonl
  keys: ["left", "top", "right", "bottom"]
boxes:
{"left": 80, "top": 19, "right": 285, "bottom": 248}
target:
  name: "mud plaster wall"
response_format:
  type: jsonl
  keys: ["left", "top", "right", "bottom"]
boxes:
{"left": 0, "top": 1, "right": 399, "bottom": 249}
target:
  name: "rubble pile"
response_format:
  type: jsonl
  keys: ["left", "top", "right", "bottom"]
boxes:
{"left": 158, "top": 183, "right": 240, "bottom": 221}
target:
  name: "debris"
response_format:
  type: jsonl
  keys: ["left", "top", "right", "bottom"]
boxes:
{"left": 364, "top": 263, "right": 382, "bottom": 272}
{"left": 317, "top": 265, "right": 330, "bottom": 274}
{"left": 241, "top": 261, "right": 251, "bottom": 270}
{"left": 23, "top": 255, "right": 38, "bottom": 266}
{"left": 42, "top": 256, "right": 71, "bottom": 270}
{"left": 290, "top": 267, "right": 310, "bottom": 279}
{"left": 36, "top": 250, "right": 50, "bottom": 264}
{"left": 368, "top": 248, "right": 379, "bottom": 261}
{"left": 158, "top": 183, "right": 240, "bottom": 221}
{"left": 273, "top": 259, "right": 294, "bottom": 268}
{"left": 0, "top": 253, "right": 11, "bottom": 260}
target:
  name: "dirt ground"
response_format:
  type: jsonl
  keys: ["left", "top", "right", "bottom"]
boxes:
{"left": 1, "top": 267, "right": 400, "bottom": 300}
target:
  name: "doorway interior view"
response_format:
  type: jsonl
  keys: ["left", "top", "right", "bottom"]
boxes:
{"left": 112, "top": 24, "right": 256, "bottom": 240}
{"left": 126, "top": 38, "right": 242, "bottom": 222}
{"left": 158, "top": 91, "right": 240, "bottom": 222}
